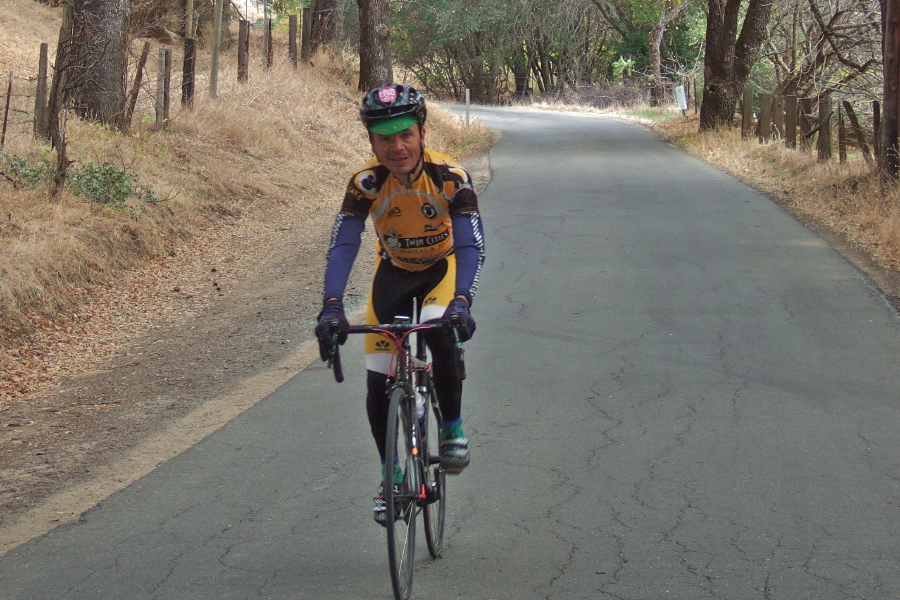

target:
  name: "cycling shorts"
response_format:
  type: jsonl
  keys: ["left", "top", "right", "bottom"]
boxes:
{"left": 365, "top": 253, "right": 457, "bottom": 374}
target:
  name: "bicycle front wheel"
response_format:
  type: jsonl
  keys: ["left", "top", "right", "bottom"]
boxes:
{"left": 422, "top": 383, "right": 446, "bottom": 558}
{"left": 385, "top": 386, "right": 417, "bottom": 600}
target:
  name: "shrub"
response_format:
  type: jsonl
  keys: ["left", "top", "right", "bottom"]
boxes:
{"left": 69, "top": 162, "right": 137, "bottom": 209}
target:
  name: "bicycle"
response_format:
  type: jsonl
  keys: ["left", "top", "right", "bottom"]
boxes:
{"left": 324, "top": 312, "right": 466, "bottom": 600}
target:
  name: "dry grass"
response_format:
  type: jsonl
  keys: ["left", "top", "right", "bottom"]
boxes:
{"left": 639, "top": 109, "right": 900, "bottom": 271}
{"left": 0, "top": 0, "right": 491, "bottom": 402}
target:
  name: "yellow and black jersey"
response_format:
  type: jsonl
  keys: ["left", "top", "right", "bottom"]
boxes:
{"left": 340, "top": 150, "right": 479, "bottom": 272}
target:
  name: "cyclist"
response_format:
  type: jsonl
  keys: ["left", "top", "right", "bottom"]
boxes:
{"left": 314, "top": 83, "right": 485, "bottom": 526}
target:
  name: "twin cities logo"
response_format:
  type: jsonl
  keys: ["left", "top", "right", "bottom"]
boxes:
{"left": 395, "top": 229, "right": 450, "bottom": 249}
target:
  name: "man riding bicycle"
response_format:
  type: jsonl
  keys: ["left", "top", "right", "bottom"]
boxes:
{"left": 314, "top": 84, "right": 485, "bottom": 526}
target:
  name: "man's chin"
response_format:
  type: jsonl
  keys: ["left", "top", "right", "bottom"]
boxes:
{"left": 388, "top": 160, "right": 411, "bottom": 174}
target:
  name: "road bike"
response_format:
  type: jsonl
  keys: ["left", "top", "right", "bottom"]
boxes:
{"left": 324, "top": 313, "right": 465, "bottom": 600}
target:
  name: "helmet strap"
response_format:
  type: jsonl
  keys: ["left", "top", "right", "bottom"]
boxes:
{"left": 397, "top": 149, "right": 425, "bottom": 187}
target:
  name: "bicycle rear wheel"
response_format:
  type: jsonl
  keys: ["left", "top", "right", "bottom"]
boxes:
{"left": 422, "top": 383, "right": 446, "bottom": 558}
{"left": 385, "top": 386, "right": 417, "bottom": 600}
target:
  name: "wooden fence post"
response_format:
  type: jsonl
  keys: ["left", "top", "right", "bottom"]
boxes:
{"left": 693, "top": 79, "right": 699, "bottom": 114}
{"left": 1, "top": 72, "right": 12, "bottom": 149}
{"left": 34, "top": 43, "right": 49, "bottom": 139}
{"left": 50, "top": 3, "right": 74, "bottom": 107}
{"left": 289, "top": 15, "right": 298, "bottom": 67}
{"left": 818, "top": 93, "right": 833, "bottom": 161}
{"left": 784, "top": 95, "right": 797, "bottom": 149}
{"left": 759, "top": 93, "right": 772, "bottom": 142}
{"left": 773, "top": 95, "right": 784, "bottom": 140}
{"left": 238, "top": 20, "right": 250, "bottom": 82}
{"left": 182, "top": 38, "right": 195, "bottom": 108}
{"left": 210, "top": 0, "right": 223, "bottom": 99}
{"left": 301, "top": 7, "right": 312, "bottom": 63}
{"left": 741, "top": 88, "right": 753, "bottom": 139}
{"left": 800, "top": 98, "right": 813, "bottom": 152}
{"left": 156, "top": 48, "right": 172, "bottom": 129}
{"left": 265, "top": 18, "right": 273, "bottom": 67}
{"left": 842, "top": 100, "right": 872, "bottom": 164}
{"left": 838, "top": 102, "right": 847, "bottom": 163}
{"left": 164, "top": 49, "right": 171, "bottom": 122}
{"left": 124, "top": 41, "right": 151, "bottom": 130}
{"left": 874, "top": 100, "right": 881, "bottom": 159}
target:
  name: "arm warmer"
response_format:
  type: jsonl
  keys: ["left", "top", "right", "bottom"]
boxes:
{"left": 322, "top": 213, "right": 365, "bottom": 302}
{"left": 452, "top": 212, "right": 485, "bottom": 304}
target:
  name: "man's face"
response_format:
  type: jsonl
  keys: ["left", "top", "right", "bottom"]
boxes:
{"left": 370, "top": 124, "right": 426, "bottom": 179}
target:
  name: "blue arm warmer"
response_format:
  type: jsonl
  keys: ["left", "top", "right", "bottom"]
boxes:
{"left": 452, "top": 213, "right": 485, "bottom": 304}
{"left": 323, "top": 213, "right": 365, "bottom": 302}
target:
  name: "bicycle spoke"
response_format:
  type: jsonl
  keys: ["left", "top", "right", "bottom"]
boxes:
{"left": 385, "top": 387, "right": 416, "bottom": 600}
{"left": 422, "top": 383, "right": 446, "bottom": 558}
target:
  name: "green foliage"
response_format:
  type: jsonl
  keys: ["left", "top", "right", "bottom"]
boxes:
{"left": 69, "top": 162, "right": 152, "bottom": 218}
{"left": 270, "top": 0, "right": 306, "bottom": 16}
{"left": 662, "top": 8, "right": 705, "bottom": 70}
{"left": 391, "top": 0, "right": 708, "bottom": 98}
{"left": 1, "top": 152, "right": 53, "bottom": 187}
{"left": 1, "top": 153, "right": 159, "bottom": 218}
{"left": 70, "top": 162, "right": 136, "bottom": 208}
{"left": 613, "top": 56, "right": 636, "bottom": 79}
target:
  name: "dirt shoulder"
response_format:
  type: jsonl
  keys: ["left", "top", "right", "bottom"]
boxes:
{"left": 0, "top": 151, "right": 492, "bottom": 556}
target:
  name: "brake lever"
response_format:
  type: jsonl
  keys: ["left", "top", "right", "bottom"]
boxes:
{"left": 447, "top": 314, "right": 467, "bottom": 381}
{"left": 327, "top": 319, "right": 344, "bottom": 383}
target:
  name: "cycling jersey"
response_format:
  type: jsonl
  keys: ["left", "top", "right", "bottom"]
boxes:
{"left": 323, "top": 149, "right": 485, "bottom": 305}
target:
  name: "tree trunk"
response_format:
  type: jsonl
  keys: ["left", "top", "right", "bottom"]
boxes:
{"left": 314, "top": 0, "right": 345, "bottom": 51}
{"left": 357, "top": 0, "right": 392, "bottom": 91}
{"left": 699, "top": 0, "right": 773, "bottom": 130}
{"left": 648, "top": 2, "right": 685, "bottom": 107}
{"left": 70, "top": 0, "right": 131, "bottom": 129}
{"left": 880, "top": 0, "right": 899, "bottom": 177}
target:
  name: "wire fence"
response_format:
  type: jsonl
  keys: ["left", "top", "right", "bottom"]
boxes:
{"left": 1, "top": 13, "right": 306, "bottom": 151}
{"left": 741, "top": 90, "right": 878, "bottom": 164}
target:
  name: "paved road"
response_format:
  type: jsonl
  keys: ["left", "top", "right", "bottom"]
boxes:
{"left": 3, "top": 107, "right": 900, "bottom": 599}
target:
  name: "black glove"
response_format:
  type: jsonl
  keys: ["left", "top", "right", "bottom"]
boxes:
{"left": 441, "top": 297, "right": 476, "bottom": 342}
{"left": 315, "top": 299, "right": 350, "bottom": 360}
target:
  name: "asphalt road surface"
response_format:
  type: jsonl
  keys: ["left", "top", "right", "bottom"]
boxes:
{"left": 3, "top": 107, "right": 900, "bottom": 599}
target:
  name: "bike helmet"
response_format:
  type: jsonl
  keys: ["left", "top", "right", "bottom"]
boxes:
{"left": 360, "top": 84, "right": 427, "bottom": 135}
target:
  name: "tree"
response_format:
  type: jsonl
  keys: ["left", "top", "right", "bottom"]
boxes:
{"left": 648, "top": 0, "right": 687, "bottom": 105}
{"left": 699, "top": 0, "right": 774, "bottom": 130}
{"left": 314, "top": 0, "right": 346, "bottom": 50}
{"left": 762, "top": 0, "right": 881, "bottom": 99}
{"left": 357, "top": 0, "right": 392, "bottom": 90}
{"left": 70, "top": 0, "right": 131, "bottom": 128}
{"left": 881, "top": 0, "right": 899, "bottom": 177}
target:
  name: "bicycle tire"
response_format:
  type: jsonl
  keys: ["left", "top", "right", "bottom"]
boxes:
{"left": 422, "top": 379, "right": 446, "bottom": 558}
{"left": 385, "top": 386, "right": 417, "bottom": 600}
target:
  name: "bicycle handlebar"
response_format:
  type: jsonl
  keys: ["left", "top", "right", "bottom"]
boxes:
{"left": 322, "top": 319, "right": 466, "bottom": 383}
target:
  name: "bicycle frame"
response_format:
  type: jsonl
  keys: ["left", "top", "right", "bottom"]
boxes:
{"left": 324, "top": 315, "right": 459, "bottom": 598}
